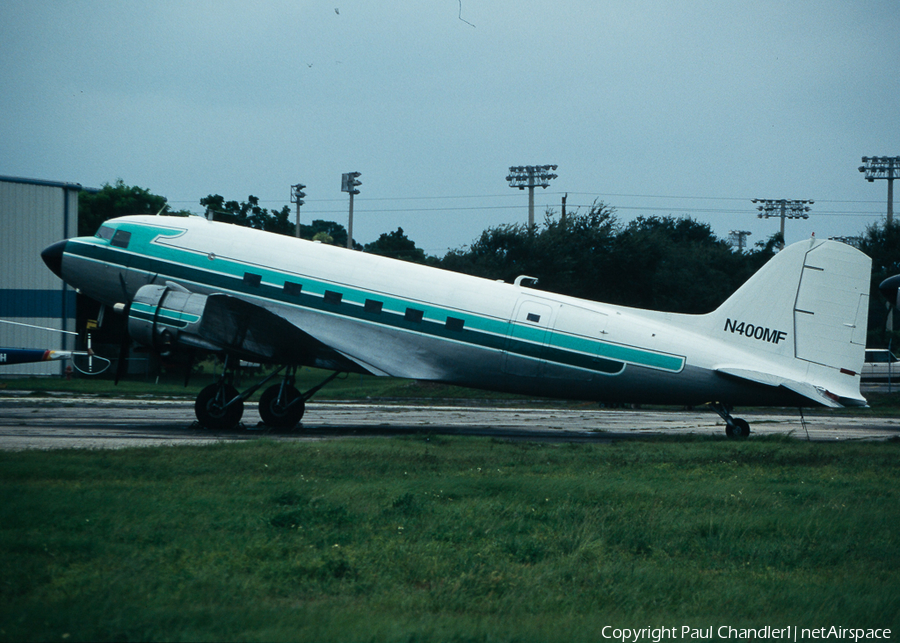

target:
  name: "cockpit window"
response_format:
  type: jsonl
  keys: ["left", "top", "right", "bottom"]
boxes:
{"left": 110, "top": 229, "right": 132, "bottom": 248}
{"left": 96, "top": 226, "right": 114, "bottom": 240}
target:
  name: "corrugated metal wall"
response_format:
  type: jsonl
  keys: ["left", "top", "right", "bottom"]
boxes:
{"left": 0, "top": 177, "right": 80, "bottom": 376}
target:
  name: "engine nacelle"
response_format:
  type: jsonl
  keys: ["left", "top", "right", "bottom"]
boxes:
{"left": 128, "top": 284, "right": 216, "bottom": 354}
{"left": 126, "top": 283, "right": 309, "bottom": 363}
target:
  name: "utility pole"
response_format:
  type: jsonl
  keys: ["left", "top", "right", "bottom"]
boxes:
{"left": 752, "top": 199, "right": 813, "bottom": 247}
{"left": 341, "top": 172, "right": 361, "bottom": 249}
{"left": 729, "top": 230, "right": 752, "bottom": 253}
{"left": 506, "top": 165, "right": 558, "bottom": 230}
{"left": 859, "top": 156, "right": 899, "bottom": 225}
{"left": 290, "top": 183, "right": 306, "bottom": 238}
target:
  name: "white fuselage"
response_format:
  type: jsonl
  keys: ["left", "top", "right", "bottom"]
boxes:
{"left": 54, "top": 215, "right": 869, "bottom": 408}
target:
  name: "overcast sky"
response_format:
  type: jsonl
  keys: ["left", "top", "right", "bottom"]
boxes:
{"left": 2, "top": 1, "right": 898, "bottom": 254}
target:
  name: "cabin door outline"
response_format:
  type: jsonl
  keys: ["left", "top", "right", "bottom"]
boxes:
{"left": 502, "top": 299, "right": 555, "bottom": 377}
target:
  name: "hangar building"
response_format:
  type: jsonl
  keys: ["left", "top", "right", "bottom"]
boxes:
{"left": 0, "top": 175, "right": 84, "bottom": 376}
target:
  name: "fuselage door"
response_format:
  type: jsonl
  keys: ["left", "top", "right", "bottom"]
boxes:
{"left": 502, "top": 300, "right": 555, "bottom": 377}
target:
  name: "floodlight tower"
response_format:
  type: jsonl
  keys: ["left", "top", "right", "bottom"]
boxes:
{"left": 729, "top": 230, "right": 752, "bottom": 253}
{"left": 752, "top": 199, "right": 813, "bottom": 246}
{"left": 859, "top": 156, "right": 899, "bottom": 225}
{"left": 290, "top": 183, "right": 306, "bottom": 238}
{"left": 341, "top": 172, "right": 361, "bottom": 249}
{"left": 506, "top": 165, "right": 558, "bottom": 229}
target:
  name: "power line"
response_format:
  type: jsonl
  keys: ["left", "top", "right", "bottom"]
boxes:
{"left": 167, "top": 191, "right": 885, "bottom": 207}
{"left": 292, "top": 204, "right": 883, "bottom": 217}
{"left": 552, "top": 191, "right": 885, "bottom": 204}
{"left": 168, "top": 198, "right": 883, "bottom": 219}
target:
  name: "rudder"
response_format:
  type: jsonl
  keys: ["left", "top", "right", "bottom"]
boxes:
{"left": 706, "top": 238, "right": 870, "bottom": 376}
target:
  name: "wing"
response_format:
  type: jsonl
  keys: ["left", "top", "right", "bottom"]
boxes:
{"left": 127, "top": 283, "right": 370, "bottom": 373}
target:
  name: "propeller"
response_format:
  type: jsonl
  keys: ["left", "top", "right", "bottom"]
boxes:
{"left": 110, "top": 291, "right": 200, "bottom": 387}
{"left": 183, "top": 349, "right": 196, "bottom": 387}
{"left": 113, "top": 302, "right": 132, "bottom": 385}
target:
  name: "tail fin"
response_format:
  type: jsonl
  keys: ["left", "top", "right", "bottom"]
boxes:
{"left": 704, "top": 238, "right": 871, "bottom": 406}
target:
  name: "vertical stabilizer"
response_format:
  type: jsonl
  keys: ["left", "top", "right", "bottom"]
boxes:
{"left": 704, "top": 238, "right": 870, "bottom": 404}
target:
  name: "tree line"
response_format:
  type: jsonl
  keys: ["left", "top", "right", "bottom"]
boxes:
{"left": 79, "top": 181, "right": 900, "bottom": 347}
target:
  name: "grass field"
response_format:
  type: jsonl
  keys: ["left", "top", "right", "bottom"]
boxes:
{"left": 3, "top": 369, "right": 900, "bottom": 414}
{"left": 0, "top": 368, "right": 531, "bottom": 402}
{"left": 2, "top": 436, "right": 898, "bottom": 642}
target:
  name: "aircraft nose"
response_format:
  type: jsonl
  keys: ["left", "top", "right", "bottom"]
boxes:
{"left": 41, "top": 239, "right": 68, "bottom": 279}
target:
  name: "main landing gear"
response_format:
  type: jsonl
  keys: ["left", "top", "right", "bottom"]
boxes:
{"left": 709, "top": 403, "right": 751, "bottom": 439}
{"left": 194, "top": 357, "right": 341, "bottom": 430}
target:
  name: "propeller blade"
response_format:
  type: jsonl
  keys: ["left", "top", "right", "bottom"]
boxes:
{"left": 114, "top": 335, "right": 129, "bottom": 384}
{"left": 183, "top": 350, "right": 195, "bottom": 387}
{"left": 113, "top": 303, "right": 131, "bottom": 385}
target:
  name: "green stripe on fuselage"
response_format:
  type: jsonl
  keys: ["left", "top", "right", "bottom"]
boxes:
{"left": 68, "top": 225, "right": 684, "bottom": 375}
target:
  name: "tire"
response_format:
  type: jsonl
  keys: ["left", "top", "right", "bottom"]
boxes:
{"left": 258, "top": 384, "right": 305, "bottom": 428}
{"left": 195, "top": 383, "right": 244, "bottom": 430}
{"left": 726, "top": 417, "right": 751, "bottom": 439}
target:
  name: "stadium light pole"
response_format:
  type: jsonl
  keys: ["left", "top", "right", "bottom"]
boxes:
{"left": 341, "top": 172, "right": 362, "bottom": 249}
{"left": 828, "top": 235, "right": 863, "bottom": 248}
{"left": 859, "top": 156, "right": 899, "bottom": 225}
{"left": 290, "top": 183, "right": 306, "bottom": 238}
{"left": 729, "top": 230, "right": 752, "bottom": 253}
{"left": 506, "top": 165, "right": 558, "bottom": 230}
{"left": 752, "top": 199, "right": 813, "bottom": 247}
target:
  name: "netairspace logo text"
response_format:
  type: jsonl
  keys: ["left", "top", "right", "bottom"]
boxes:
{"left": 599, "top": 626, "right": 892, "bottom": 643}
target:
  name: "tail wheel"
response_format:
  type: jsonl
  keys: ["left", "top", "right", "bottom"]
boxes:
{"left": 195, "top": 383, "right": 244, "bottom": 430}
{"left": 259, "top": 384, "right": 305, "bottom": 429}
{"left": 726, "top": 417, "right": 751, "bottom": 439}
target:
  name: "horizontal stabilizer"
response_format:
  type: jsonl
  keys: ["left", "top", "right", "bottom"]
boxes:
{"left": 715, "top": 366, "right": 843, "bottom": 408}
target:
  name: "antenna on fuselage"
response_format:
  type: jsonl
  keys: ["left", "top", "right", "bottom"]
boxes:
{"left": 155, "top": 202, "right": 169, "bottom": 216}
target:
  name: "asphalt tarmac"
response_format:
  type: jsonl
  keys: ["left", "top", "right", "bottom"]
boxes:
{"left": 1, "top": 393, "right": 898, "bottom": 450}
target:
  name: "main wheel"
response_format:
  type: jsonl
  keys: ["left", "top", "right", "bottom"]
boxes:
{"left": 259, "top": 384, "right": 305, "bottom": 428}
{"left": 195, "top": 383, "right": 244, "bottom": 430}
{"left": 726, "top": 417, "right": 751, "bottom": 439}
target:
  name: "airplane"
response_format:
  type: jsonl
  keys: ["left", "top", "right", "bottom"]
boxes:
{"left": 1, "top": 348, "right": 82, "bottom": 365}
{"left": 41, "top": 214, "right": 872, "bottom": 438}
{"left": 0, "top": 320, "right": 110, "bottom": 373}
{"left": 0, "top": 347, "right": 109, "bottom": 373}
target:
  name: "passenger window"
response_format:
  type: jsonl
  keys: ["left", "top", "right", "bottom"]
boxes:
{"left": 526, "top": 313, "right": 541, "bottom": 323}
{"left": 324, "top": 291, "right": 342, "bottom": 305}
{"left": 284, "top": 281, "right": 302, "bottom": 296}
{"left": 405, "top": 308, "right": 424, "bottom": 323}
{"left": 365, "top": 299, "right": 383, "bottom": 314}
{"left": 243, "top": 273, "right": 262, "bottom": 287}
{"left": 446, "top": 317, "right": 465, "bottom": 331}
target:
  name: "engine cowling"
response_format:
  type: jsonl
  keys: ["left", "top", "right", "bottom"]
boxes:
{"left": 128, "top": 284, "right": 217, "bottom": 354}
